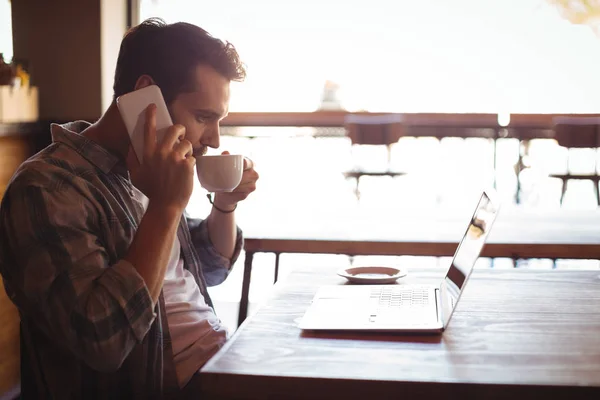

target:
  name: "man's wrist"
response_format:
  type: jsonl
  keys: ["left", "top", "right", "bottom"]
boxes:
{"left": 146, "top": 200, "right": 182, "bottom": 223}
{"left": 211, "top": 194, "right": 237, "bottom": 213}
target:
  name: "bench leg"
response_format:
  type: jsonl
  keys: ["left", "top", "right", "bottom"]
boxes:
{"left": 238, "top": 251, "right": 254, "bottom": 327}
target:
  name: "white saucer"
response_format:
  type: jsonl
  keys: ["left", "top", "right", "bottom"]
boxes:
{"left": 337, "top": 266, "right": 408, "bottom": 284}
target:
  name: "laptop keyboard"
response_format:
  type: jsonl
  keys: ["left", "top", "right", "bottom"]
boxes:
{"left": 369, "top": 286, "right": 432, "bottom": 316}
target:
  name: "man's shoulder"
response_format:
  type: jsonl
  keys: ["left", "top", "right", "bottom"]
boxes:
{"left": 7, "top": 143, "right": 97, "bottom": 193}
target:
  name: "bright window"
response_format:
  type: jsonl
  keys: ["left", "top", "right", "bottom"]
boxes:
{"left": 139, "top": 0, "right": 600, "bottom": 113}
{"left": 0, "top": 0, "right": 13, "bottom": 62}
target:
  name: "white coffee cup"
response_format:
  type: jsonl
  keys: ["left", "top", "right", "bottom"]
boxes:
{"left": 196, "top": 154, "right": 244, "bottom": 192}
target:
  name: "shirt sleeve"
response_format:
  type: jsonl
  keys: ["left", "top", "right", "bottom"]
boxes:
{"left": 0, "top": 180, "right": 156, "bottom": 373}
{"left": 186, "top": 216, "right": 243, "bottom": 287}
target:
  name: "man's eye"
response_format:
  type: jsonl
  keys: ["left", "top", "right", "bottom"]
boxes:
{"left": 195, "top": 115, "right": 207, "bottom": 123}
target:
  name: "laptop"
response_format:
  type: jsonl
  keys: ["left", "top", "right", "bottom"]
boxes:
{"left": 299, "top": 189, "right": 500, "bottom": 333}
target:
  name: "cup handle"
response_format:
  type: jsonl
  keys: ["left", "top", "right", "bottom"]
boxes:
{"left": 243, "top": 156, "right": 254, "bottom": 171}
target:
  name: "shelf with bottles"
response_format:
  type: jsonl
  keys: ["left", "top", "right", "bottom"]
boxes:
{"left": 0, "top": 53, "right": 38, "bottom": 123}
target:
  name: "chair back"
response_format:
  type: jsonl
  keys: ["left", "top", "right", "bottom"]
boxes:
{"left": 344, "top": 114, "right": 404, "bottom": 146}
{"left": 553, "top": 116, "right": 600, "bottom": 148}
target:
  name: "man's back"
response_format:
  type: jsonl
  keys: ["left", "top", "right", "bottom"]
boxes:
{"left": 0, "top": 122, "right": 178, "bottom": 398}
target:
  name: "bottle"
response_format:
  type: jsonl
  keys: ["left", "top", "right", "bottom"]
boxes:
{"left": 0, "top": 53, "right": 15, "bottom": 85}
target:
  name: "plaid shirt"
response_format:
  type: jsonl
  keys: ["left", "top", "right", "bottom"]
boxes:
{"left": 0, "top": 121, "right": 242, "bottom": 399}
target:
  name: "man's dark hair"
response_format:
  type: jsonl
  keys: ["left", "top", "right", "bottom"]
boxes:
{"left": 113, "top": 18, "right": 246, "bottom": 103}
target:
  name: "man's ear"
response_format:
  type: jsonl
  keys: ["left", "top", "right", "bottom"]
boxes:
{"left": 134, "top": 75, "right": 155, "bottom": 91}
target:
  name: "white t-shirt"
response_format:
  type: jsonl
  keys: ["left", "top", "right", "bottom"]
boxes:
{"left": 134, "top": 189, "right": 228, "bottom": 388}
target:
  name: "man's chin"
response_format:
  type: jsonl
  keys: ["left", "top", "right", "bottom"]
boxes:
{"left": 193, "top": 148, "right": 207, "bottom": 158}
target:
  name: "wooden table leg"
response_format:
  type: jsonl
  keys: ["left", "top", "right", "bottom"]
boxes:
{"left": 273, "top": 252, "right": 281, "bottom": 284}
{"left": 492, "top": 132, "right": 498, "bottom": 191}
{"left": 238, "top": 251, "right": 254, "bottom": 327}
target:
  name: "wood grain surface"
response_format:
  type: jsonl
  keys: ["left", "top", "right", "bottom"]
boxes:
{"left": 201, "top": 265, "right": 600, "bottom": 399}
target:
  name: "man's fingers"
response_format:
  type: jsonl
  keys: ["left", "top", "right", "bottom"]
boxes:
{"left": 231, "top": 169, "right": 259, "bottom": 192}
{"left": 161, "top": 124, "right": 186, "bottom": 150}
{"left": 173, "top": 139, "right": 193, "bottom": 159}
{"left": 232, "top": 180, "right": 257, "bottom": 193}
{"left": 242, "top": 169, "right": 259, "bottom": 182}
{"left": 185, "top": 154, "right": 197, "bottom": 168}
{"left": 143, "top": 104, "right": 157, "bottom": 160}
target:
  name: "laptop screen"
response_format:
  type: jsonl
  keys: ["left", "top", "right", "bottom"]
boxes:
{"left": 440, "top": 190, "right": 500, "bottom": 327}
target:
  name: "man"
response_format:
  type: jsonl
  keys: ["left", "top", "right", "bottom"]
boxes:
{"left": 0, "top": 18, "right": 258, "bottom": 398}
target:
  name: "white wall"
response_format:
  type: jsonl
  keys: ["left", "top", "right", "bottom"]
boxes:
{"left": 11, "top": 0, "right": 127, "bottom": 120}
{"left": 0, "top": 0, "right": 13, "bottom": 61}
{"left": 101, "top": 0, "right": 127, "bottom": 112}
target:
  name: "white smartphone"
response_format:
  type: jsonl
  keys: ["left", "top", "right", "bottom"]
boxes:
{"left": 116, "top": 84, "right": 173, "bottom": 164}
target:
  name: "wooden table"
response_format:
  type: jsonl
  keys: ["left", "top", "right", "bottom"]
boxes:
{"left": 237, "top": 206, "right": 600, "bottom": 326}
{"left": 201, "top": 264, "right": 600, "bottom": 399}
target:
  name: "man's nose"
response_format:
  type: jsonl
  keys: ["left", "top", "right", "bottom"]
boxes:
{"left": 204, "top": 122, "right": 221, "bottom": 149}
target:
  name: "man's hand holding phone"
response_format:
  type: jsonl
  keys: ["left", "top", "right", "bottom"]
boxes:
{"left": 124, "top": 103, "right": 194, "bottom": 304}
{"left": 127, "top": 104, "right": 195, "bottom": 217}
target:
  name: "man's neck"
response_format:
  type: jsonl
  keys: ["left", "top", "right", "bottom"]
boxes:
{"left": 82, "top": 101, "right": 130, "bottom": 161}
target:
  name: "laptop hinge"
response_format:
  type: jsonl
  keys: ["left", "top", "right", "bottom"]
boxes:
{"left": 434, "top": 287, "right": 443, "bottom": 327}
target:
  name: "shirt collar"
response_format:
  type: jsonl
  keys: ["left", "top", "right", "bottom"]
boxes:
{"left": 50, "top": 121, "right": 125, "bottom": 175}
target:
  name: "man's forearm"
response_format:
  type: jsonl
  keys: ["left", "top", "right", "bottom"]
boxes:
{"left": 207, "top": 206, "right": 237, "bottom": 260}
{"left": 124, "top": 201, "right": 180, "bottom": 304}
